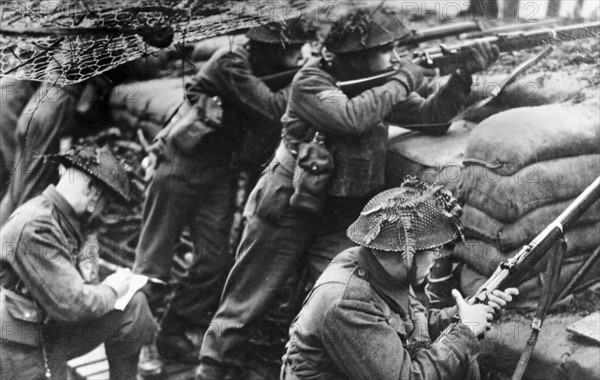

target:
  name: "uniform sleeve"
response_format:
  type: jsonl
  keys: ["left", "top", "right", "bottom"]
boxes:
{"left": 10, "top": 218, "right": 117, "bottom": 323}
{"left": 386, "top": 72, "right": 473, "bottom": 135}
{"left": 186, "top": 50, "right": 289, "bottom": 123}
{"left": 285, "top": 68, "right": 414, "bottom": 136}
{"left": 320, "top": 298, "right": 480, "bottom": 380}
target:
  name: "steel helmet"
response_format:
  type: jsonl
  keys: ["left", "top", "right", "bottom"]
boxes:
{"left": 324, "top": 6, "right": 411, "bottom": 54}
{"left": 51, "top": 144, "right": 132, "bottom": 204}
{"left": 347, "top": 177, "right": 464, "bottom": 267}
{"left": 246, "top": 17, "right": 317, "bottom": 46}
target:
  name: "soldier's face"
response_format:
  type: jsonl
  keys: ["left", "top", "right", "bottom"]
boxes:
{"left": 280, "top": 45, "right": 304, "bottom": 69}
{"left": 410, "top": 248, "right": 441, "bottom": 286}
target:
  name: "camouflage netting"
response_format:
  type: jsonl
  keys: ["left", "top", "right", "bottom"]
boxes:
{"left": 0, "top": 0, "right": 312, "bottom": 85}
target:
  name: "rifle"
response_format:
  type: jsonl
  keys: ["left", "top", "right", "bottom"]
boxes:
{"left": 436, "top": 176, "right": 600, "bottom": 377}
{"left": 472, "top": 176, "right": 600, "bottom": 305}
{"left": 399, "top": 21, "right": 482, "bottom": 46}
{"left": 259, "top": 21, "right": 485, "bottom": 91}
{"left": 337, "top": 21, "right": 600, "bottom": 95}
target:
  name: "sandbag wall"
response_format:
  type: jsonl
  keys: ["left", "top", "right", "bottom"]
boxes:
{"left": 453, "top": 103, "right": 600, "bottom": 308}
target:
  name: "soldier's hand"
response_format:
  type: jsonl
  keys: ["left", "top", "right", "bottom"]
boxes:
{"left": 485, "top": 288, "right": 519, "bottom": 316}
{"left": 391, "top": 58, "right": 425, "bottom": 93}
{"left": 103, "top": 268, "right": 133, "bottom": 298}
{"left": 141, "top": 152, "right": 159, "bottom": 182}
{"left": 453, "top": 289, "right": 495, "bottom": 337}
{"left": 460, "top": 41, "right": 500, "bottom": 75}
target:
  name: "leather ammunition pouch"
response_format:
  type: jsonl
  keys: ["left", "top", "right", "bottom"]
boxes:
{"left": 289, "top": 139, "right": 334, "bottom": 216}
{"left": 1, "top": 288, "right": 43, "bottom": 347}
{"left": 168, "top": 94, "right": 223, "bottom": 154}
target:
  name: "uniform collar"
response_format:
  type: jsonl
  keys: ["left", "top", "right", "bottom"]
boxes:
{"left": 42, "top": 185, "right": 83, "bottom": 241}
{"left": 354, "top": 246, "right": 410, "bottom": 314}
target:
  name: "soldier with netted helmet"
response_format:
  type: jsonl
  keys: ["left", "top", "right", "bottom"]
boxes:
{"left": 198, "top": 5, "right": 499, "bottom": 379}
{"left": 133, "top": 16, "right": 317, "bottom": 375}
{"left": 0, "top": 144, "right": 157, "bottom": 380}
{"left": 281, "top": 178, "right": 518, "bottom": 380}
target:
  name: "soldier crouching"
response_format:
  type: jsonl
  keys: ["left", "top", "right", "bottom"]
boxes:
{"left": 281, "top": 179, "right": 518, "bottom": 380}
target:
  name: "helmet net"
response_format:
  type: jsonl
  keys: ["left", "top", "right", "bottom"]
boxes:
{"left": 0, "top": 0, "right": 312, "bottom": 85}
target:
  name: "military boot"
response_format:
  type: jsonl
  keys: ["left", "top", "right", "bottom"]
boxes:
{"left": 156, "top": 309, "right": 200, "bottom": 364}
{"left": 137, "top": 340, "right": 165, "bottom": 379}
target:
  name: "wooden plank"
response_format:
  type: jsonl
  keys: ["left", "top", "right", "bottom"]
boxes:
{"left": 567, "top": 311, "right": 600, "bottom": 345}
{"left": 75, "top": 360, "right": 110, "bottom": 379}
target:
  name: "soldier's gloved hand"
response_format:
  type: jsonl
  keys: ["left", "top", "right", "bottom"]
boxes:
{"left": 390, "top": 58, "right": 425, "bottom": 93}
{"left": 459, "top": 41, "right": 500, "bottom": 75}
{"left": 453, "top": 289, "right": 495, "bottom": 337}
{"left": 103, "top": 268, "right": 132, "bottom": 298}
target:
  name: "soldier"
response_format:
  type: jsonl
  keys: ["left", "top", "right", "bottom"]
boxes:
{"left": 197, "top": 6, "right": 499, "bottom": 379}
{"left": 0, "top": 76, "right": 113, "bottom": 227}
{"left": 133, "top": 18, "right": 316, "bottom": 374}
{"left": 0, "top": 144, "right": 157, "bottom": 380}
{"left": 281, "top": 179, "right": 519, "bottom": 380}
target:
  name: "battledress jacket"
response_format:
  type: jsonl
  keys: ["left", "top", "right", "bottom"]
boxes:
{"left": 0, "top": 185, "right": 118, "bottom": 345}
{"left": 281, "top": 58, "right": 472, "bottom": 197}
{"left": 184, "top": 44, "right": 290, "bottom": 166}
{"left": 282, "top": 246, "right": 481, "bottom": 380}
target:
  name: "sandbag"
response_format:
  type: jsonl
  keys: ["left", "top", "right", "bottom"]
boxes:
{"left": 460, "top": 256, "right": 600, "bottom": 310}
{"left": 386, "top": 121, "right": 475, "bottom": 193}
{"left": 458, "top": 155, "right": 600, "bottom": 222}
{"left": 452, "top": 222, "right": 600, "bottom": 277}
{"left": 463, "top": 104, "right": 600, "bottom": 176}
{"left": 462, "top": 200, "right": 600, "bottom": 251}
{"left": 462, "top": 72, "right": 595, "bottom": 123}
{"left": 109, "top": 78, "right": 184, "bottom": 138}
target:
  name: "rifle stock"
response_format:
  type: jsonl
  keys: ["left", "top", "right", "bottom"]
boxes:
{"left": 472, "top": 176, "right": 600, "bottom": 305}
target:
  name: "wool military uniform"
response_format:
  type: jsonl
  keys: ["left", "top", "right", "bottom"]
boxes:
{"left": 134, "top": 44, "right": 291, "bottom": 328}
{"left": 0, "top": 185, "right": 157, "bottom": 379}
{"left": 281, "top": 246, "right": 480, "bottom": 380}
{"left": 200, "top": 54, "right": 474, "bottom": 369}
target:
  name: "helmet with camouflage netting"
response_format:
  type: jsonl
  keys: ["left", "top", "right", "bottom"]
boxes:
{"left": 324, "top": 5, "right": 411, "bottom": 54}
{"left": 246, "top": 17, "right": 318, "bottom": 46}
{"left": 347, "top": 177, "right": 464, "bottom": 267}
{"left": 50, "top": 144, "right": 132, "bottom": 204}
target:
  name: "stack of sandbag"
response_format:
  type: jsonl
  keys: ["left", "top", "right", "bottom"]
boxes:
{"left": 385, "top": 71, "right": 591, "bottom": 191}
{"left": 109, "top": 77, "right": 184, "bottom": 139}
{"left": 453, "top": 103, "right": 600, "bottom": 308}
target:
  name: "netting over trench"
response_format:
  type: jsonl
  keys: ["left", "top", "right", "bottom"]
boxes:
{"left": 0, "top": 0, "right": 314, "bottom": 85}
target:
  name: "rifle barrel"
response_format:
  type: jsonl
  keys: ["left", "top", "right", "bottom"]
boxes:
{"left": 462, "top": 18, "right": 563, "bottom": 39}
{"left": 402, "top": 21, "right": 482, "bottom": 46}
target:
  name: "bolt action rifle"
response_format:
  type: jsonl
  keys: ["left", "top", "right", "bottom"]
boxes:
{"left": 337, "top": 21, "right": 599, "bottom": 96}
{"left": 260, "top": 21, "right": 484, "bottom": 91}
{"left": 262, "top": 21, "right": 599, "bottom": 94}
{"left": 435, "top": 176, "right": 600, "bottom": 379}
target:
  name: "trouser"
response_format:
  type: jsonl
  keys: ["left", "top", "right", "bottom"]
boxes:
{"left": 0, "top": 83, "right": 85, "bottom": 226}
{"left": 133, "top": 138, "right": 234, "bottom": 325}
{"left": 0, "top": 292, "right": 157, "bottom": 380}
{"left": 200, "top": 151, "right": 368, "bottom": 368}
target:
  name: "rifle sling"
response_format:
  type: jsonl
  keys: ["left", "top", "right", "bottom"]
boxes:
{"left": 511, "top": 238, "right": 567, "bottom": 380}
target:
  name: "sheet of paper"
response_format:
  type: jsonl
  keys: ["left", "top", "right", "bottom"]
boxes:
{"left": 114, "top": 274, "right": 149, "bottom": 311}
